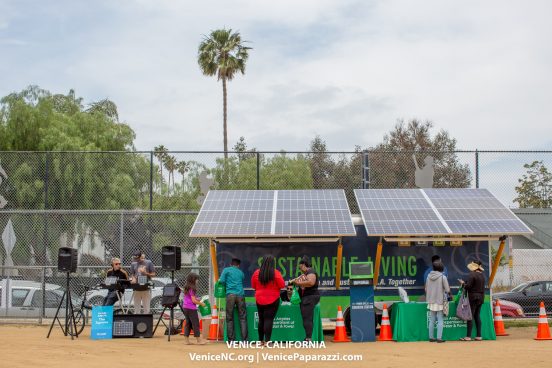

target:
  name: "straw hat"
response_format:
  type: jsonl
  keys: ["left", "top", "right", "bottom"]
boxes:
{"left": 467, "top": 261, "right": 484, "bottom": 272}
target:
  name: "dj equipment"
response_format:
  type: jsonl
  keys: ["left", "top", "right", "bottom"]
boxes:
{"left": 161, "top": 246, "right": 181, "bottom": 271}
{"left": 57, "top": 247, "right": 78, "bottom": 273}
{"left": 161, "top": 284, "right": 181, "bottom": 308}
{"left": 130, "top": 277, "right": 152, "bottom": 291}
{"left": 113, "top": 314, "right": 153, "bottom": 338}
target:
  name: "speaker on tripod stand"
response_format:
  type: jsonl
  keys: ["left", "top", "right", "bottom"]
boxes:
{"left": 162, "top": 245, "right": 181, "bottom": 271}
{"left": 154, "top": 246, "right": 183, "bottom": 340}
{"left": 58, "top": 247, "right": 78, "bottom": 273}
{"left": 47, "top": 247, "right": 79, "bottom": 339}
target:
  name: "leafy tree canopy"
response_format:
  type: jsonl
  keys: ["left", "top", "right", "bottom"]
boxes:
{"left": 514, "top": 160, "right": 552, "bottom": 208}
{"left": 370, "top": 119, "right": 471, "bottom": 188}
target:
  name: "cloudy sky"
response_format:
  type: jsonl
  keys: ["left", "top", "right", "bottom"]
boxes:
{"left": 1, "top": 0, "right": 551, "bottom": 152}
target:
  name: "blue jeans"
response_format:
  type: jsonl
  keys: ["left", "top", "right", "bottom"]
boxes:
{"left": 428, "top": 310, "right": 444, "bottom": 340}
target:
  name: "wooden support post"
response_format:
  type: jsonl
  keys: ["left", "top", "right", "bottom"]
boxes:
{"left": 336, "top": 240, "right": 343, "bottom": 290}
{"left": 488, "top": 239, "right": 505, "bottom": 287}
{"left": 373, "top": 238, "right": 383, "bottom": 289}
{"left": 210, "top": 240, "right": 219, "bottom": 281}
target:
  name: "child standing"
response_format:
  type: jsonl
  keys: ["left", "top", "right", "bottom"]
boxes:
{"left": 182, "top": 272, "right": 206, "bottom": 345}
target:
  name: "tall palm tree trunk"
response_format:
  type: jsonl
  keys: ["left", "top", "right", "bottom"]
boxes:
{"left": 223, "top": 77, "right": 228, "bottom": 159}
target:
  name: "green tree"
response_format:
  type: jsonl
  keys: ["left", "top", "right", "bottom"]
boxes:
{"left": 514, "top": 160, "right": 552, "bottom": 208}
{"left": 163, "top": 154, "right": 177, "bottom": 193}
{"left": 0, "top": 86, "right": 150, "bottom": 266}
{"left": 307, "top": 136, "right": 334, "bottom": 189}
{"left": 153, "top": 145, "right": 169, "bottom": 186}
{"left": 305, "top": 136, "right": 363, "bottom": 211}
{"left": 198, "top": 29, "right": 251, "bottom": 158}
{"left": 370, "top": 119, "right": 471, "bottom": 188}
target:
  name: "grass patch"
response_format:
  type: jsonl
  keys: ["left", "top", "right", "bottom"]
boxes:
{"left": 504, "top": 319, "right": 552, "bottom": 328}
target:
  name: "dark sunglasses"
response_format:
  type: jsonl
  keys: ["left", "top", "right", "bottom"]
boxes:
{"left": 114, "top": 263, "right": 121, "bottom": 265}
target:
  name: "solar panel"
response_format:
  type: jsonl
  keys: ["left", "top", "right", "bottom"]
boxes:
{"left": 424, "top": 188, "right": 532, "bottom": 235}
{"left": 354, "top": 188, "right": 533, "bottom": 236}
{"left": 190, "top": 189, "right": 356, "bottom": 237}
{"left": 354, "top": 189, "right": 449, "bottom": 236}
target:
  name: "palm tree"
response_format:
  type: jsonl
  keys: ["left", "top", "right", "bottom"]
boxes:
{"left": 163, "top": 155, "right": 178, "bottom": 193}
{"left": 198, "top": 28, "right": 251, "bottom": 159}
{"left": 176, "top": 160, "right": 189, "bottom": 186}
{"left": 154, "top": 145, "right": 169, "bottom": 183}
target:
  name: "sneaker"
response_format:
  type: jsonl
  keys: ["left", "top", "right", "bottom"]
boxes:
{"left": 436, "top": 339, "right": 445, "bottom": 343}
{"left": 429, "top": 338, "right": 436, "bottom": 342}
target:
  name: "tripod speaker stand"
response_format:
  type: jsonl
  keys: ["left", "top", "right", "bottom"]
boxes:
{"left": 46, "top": 271, "right": 79, "bottom": 339}
{"left": 153, "top": 270, "right": 184, "bottom": 341}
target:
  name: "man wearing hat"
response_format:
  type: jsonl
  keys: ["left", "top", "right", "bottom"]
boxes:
{"left": 218, "top": 258, "right": 247, "bottom": 341}
{"left": 130, "top": 251, "right": 156, "bottom": 314}
{"left": 459, "top": 260, "right": 485, "bottom": 341}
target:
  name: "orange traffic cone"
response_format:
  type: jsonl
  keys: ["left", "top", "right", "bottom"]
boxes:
{"left": 208, "top": 304, "right": 220, "bottom": 341}
{"left": 333, "top": 306, "right": 350, "bottom": 342}
{"left": 535, "top": 301, "right": 552, "bottom": 340}
{"left": 180, "top": 320, "right": 186, "bottom": 335}
{"left": 493, "top": 300, "right": 509, "bottom": 336}
{"left": 378, "top": 304, "right": 393, "bottom": 341}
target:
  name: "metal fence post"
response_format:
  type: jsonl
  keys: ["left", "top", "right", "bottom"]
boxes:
{"left": 362, "top": 150, "right": 370, "bottom": 189}
{"left": 475, "top": 149, "right": 479, "bottom": 188}
{"left": 150, "top": 151, "right": 154, "bottom": 210}
{"left": 40, "top": 267, "right": 45, "bottom": 324}
{"left": 44, "top": 152, "right": 49, "bottom": 209}
{"left": 120, "top": 212, "right": 124, "bottom": 262}
{"left": 256, "top": 152, "right": 260, "bottom": 190}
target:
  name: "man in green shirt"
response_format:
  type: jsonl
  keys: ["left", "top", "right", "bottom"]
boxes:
{"left": 219, "top": 258, "right": 247, "bottom": 341}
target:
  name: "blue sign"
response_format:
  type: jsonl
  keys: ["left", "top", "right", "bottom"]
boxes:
{"left": 91, "top": 306, "right": 113, "bottom": 340}
{"left": 350, "top": 284, "right": 375, "bottom": 342}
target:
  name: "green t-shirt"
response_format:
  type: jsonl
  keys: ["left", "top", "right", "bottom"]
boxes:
{"left": 219, "top": 266, "right": 245, "bottom": 296}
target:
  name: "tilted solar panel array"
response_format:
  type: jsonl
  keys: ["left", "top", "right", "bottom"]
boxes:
{"left": 354, "top": 188, "right": 533, "bottom": 236}
{"left": 190, "top": 189, "right": 356, "bottom": 237}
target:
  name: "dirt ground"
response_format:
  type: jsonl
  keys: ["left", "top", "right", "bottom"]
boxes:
{"left": 0, "top": 324, "right": 550, "bottom": 368}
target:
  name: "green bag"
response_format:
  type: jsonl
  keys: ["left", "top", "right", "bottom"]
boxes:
{"left": 215, "top": 281, "right": 226, "bottom": 298}
{"left": 290, "top": 286, "right": 301, "bottom": 305}
{"left": 198, "top": 297, "right": 212, "bottom": 317}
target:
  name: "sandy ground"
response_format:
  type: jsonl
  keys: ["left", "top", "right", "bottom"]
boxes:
{"left": 0, "top": 324, "right": 551, "bottom": 368}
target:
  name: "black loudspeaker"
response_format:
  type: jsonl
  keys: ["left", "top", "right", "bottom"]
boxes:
{"left": 57, "top": 247, "right": 78, "bottom": 273}
{"left": 113, "top": 314, "right": 153, "bottom": 338}
{"left": 161, "top": 245, "right": 181, "bottom": 271}
{"left": 161, "top": 284, "right": 181, "bottom": 307}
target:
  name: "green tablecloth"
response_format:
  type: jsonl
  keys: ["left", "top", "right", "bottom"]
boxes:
{"left": 390, "top": 301, "right": 496, "bottom": 342}
{"left": 224, "top": 302, "right": 323, "bottom": 342}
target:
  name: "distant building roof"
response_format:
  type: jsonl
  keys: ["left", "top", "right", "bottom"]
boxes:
{"left": 511, "top": 208, "right": 552, "bottom": 249}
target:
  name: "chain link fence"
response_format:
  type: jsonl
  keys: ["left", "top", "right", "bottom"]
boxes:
{"left": 1, "top": 150, "right": 552, "bottom": 321}
{"left": 1, "top": 150, "right": 551, "bottom": 211}
{"left": 0, "top": 210, "right": 207, "bottom": 322}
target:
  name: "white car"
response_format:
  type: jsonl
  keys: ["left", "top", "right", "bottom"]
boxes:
{"left": 0, "top": 279, "right": 79, "bottom": 318}
{"left": 84, "top": 277, "right": 172, "bottom": 312}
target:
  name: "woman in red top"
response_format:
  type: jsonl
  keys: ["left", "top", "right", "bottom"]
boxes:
{"left": 251, "top": 255, "right": 285, "bottom": 344}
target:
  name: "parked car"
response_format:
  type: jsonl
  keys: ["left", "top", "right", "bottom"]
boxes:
{"left": 493, "top": 281, "right": 552, "bottom": 316}
{"left": 492, "top": 298, "right": 525, "bottom": 318}
{"left": 85, "top": 277, "right": 172, "bottom": 312}
{"left": 0, "top": 279, "right": 80, "bottom": 318}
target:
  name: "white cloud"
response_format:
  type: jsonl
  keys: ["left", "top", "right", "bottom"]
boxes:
{"left": 1, "top": 0, "right": 551, "bottom": 152}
